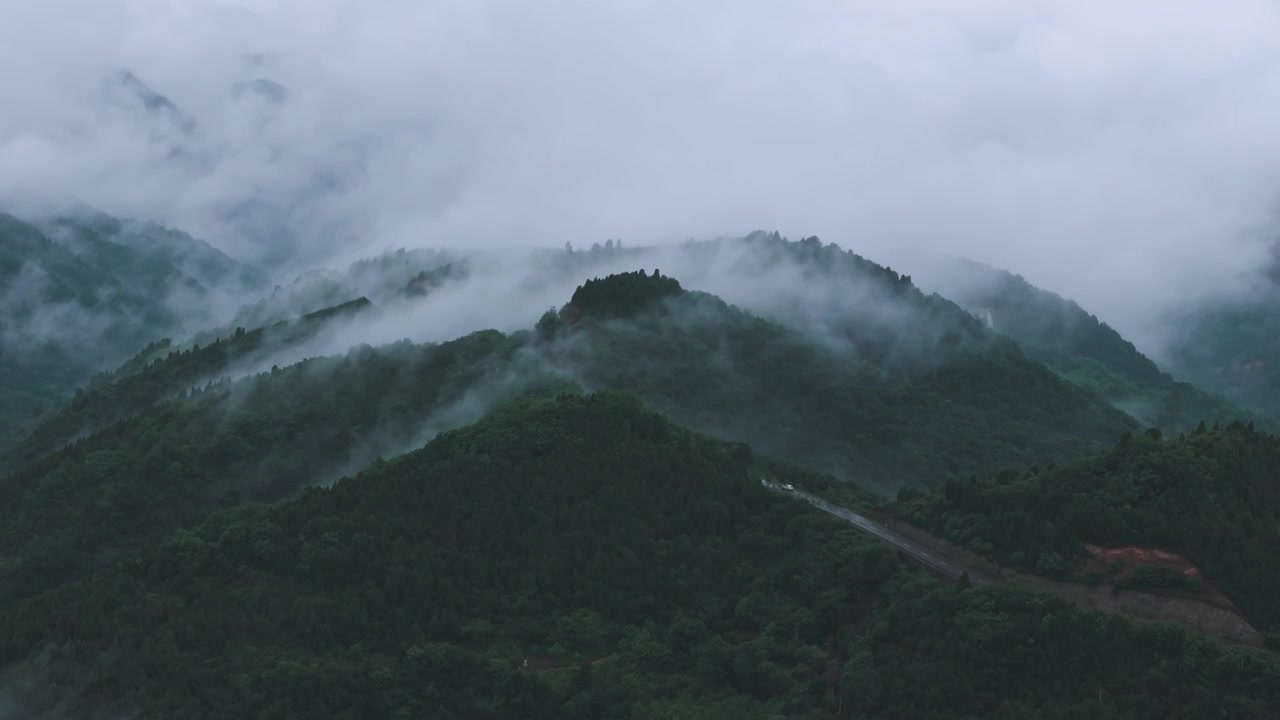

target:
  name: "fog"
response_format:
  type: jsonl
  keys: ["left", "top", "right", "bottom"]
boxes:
{"left": 5, "top": 1, "right": 1280, "bottom": 355}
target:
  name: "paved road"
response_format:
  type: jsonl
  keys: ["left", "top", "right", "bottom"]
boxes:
{"left": 765, "top": 481, "right": 995, "bottom": 586}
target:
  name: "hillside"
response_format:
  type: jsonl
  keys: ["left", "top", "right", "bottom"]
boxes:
{"left": 0, "top": 269, "right": 1140, "bottom": 608}
{"left": 895, "top": 422, "right": 1280, "bottom": 645}
{"left": 0, "top": 210, "right": 264, "bottom": 442}
{"left": 0, "top": 328, "right": 544, "bottom": 605}
{"left": 1, "top": 297, "right": 376, "bottom": 471}
{"left": 1167, "top": 281, "right": 1280, "bottom": 423}
{"left": 552, "top": 270, "right": 1137, "bottom": 492}
{"left": 274, "top": 233, "right": 1254, "bottom": 438}
{"left": 0, "top": 393, "right": 1275, "bottom": 718}
{"left": 910, "top": 258, "right": 1256, "bottom": 432}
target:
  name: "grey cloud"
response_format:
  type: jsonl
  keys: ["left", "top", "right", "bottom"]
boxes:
{"left": 4, "top": 1, "right": 1280, "bottom": 357}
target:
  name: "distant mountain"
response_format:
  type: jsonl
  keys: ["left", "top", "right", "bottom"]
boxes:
{"left": 1, "top": 297, "right": 376, "bottom": 472}
{"left": 106, "top": 69, "right": 197, "bottom": 135}
{"left": 909, "top": 258, "right": 1257, "bottom": 432}
{"left": 232, "top": 77, "right": 291, "bottom": 104}
{"left": 0, "top": 210, "right": 265, "bottom": 442}
{"left": 1165, "top": 258, "right": 1280, "bottom": 422}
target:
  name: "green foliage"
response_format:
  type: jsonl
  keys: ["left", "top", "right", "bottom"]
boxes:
{"left": 1, "top": 394, "right": 1276, "bottom": 718}
{"left": 0, "top": 393, "right": 892, "bottom": 718}
{"left": 0, "top": 268, "right": 1137, "bottom": 608}
{"left": 897, "top": 424, "right": 1280, "bottom": 641}
{"left": 0, "top": 329, "right": 551, "bottom": 604}
{"left": 848, "top": 574, "right": 1279, "bottom": 719}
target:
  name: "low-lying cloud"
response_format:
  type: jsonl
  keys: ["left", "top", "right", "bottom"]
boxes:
{"left": 4, "top": 0, "right": 1280, "bottom": 354}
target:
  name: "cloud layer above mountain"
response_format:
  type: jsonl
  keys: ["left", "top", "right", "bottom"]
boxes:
{"left": 4, "top": 0, "right": 1280, "bottom": 348}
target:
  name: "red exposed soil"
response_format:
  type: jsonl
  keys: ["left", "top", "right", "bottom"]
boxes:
{"left": 1084, "top": 544, "right": 1197, "bottom": 576}
{"left": 1080, "top": 544, "right": 1237, "bottom": 610}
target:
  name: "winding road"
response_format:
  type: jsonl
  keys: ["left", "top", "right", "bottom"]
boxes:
{"left": 764, "top": 481, "right": 997, "bottom": 586}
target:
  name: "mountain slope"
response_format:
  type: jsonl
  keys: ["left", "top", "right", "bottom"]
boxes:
{"left": 896, "top": 422, "right": 1280, "bottom": 644}
{"left": 552, "top": 270, "right": 1136, "bottom": 491}
{"left": 1167, "top": 278, "right": 1280, "bottom": 422}
{"left": 0, "top": 210, "right": 264, "bottom": 443}
{"left": 0, "top": 269, "right": 1141, "bottom": 606}
{"left": 1, "top": 393, "right": 1275, "bottom": 719}
{"left": 910, "top": 258, "right": 1256, "bottom": 432}
{"left": 0, "top": 328, "right": 544, "bottom": 605}
{"left": 1, "top": 297, "right": 376, "bottom": 471}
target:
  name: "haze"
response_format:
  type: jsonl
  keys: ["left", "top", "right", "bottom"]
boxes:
{"left": 4, "top": 0, "right": 1280, "bottom": 355}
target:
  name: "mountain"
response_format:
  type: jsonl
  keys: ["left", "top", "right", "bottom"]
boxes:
{"left": 1, "top": 392, "right": 1275, "bottom": 718}
{"left": 0, "top": 268, "right": 1140, "bottom": 607}
{"left": 0, "top": 326, "right": 541, "bottom": 605}
{"left": 1166, "top": 262, "right": 1280, "bottom": 422}
{"left": 551, "top": 269, "right": 1136, "bottom": 492}
{"left": 909, "top": 257, "right": 1258, "bottom": 432}
{"left": 106, "top": 69, "right": 197, "bottom": 135}
{"left": 1, "top": 297, "right": 376, "bottom": 472}
{"left": 896, "top": 422, "right": 1280, "bottom": 644}
{"left": 273, "top": 233, "right": 1254, "bottom": 438}
{"left": 0, "top": 211, "right": 265, "bottom": 442}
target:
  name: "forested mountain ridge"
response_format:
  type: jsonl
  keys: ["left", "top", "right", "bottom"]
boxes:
{"left": 251, "top": 231, "right": 1250, "bottom": 440}
{"left": 902, "top": 257, "right": 1259, "bottom": 433}
{"left": 0, "top": 210, "right": 265, "bottom": 443}
{"left": 895, "top": 422, "right": 1280, "bottom": 645}
{"left": 1, "top": 296, "right": 376, "bottom": 471}
{"left": 0, "top": 269, "right": 1139, "bottom": 608}
{"left": 0, "top": 392, "right": 1275, "bottom": 719}
{"left": 0, "top": 327, "right": 547, "bottom": 606}
{"left": 549, "top": 269, "right": 1137, "bottom": 492}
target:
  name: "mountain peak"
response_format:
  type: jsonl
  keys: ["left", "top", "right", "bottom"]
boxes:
{"left": 564, "top": 269, "right": 683, "bottom": 321}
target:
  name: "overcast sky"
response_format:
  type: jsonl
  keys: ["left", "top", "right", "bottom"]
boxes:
{"left": 3, "top": 0, "right": 1280, "bottom": 348}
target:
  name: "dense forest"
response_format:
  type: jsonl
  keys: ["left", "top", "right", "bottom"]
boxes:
{"left": 1, "top": 392, "right": 1276, "bottom": 718}
{"left": 896, "top": 423, "right": 1280, "bottom": 644}
{"left": 2, "top": 296, "right": 375, "bottom": 470}
{"left": 0, "top": 269, "right": 1144, "bottom": 612}
{"left": 0, "top": 329, "right": 550, "bottom": 605}
{"left": 4, "top": 216, "right": 1280, "bottom": 716}
{"left": 550, "top": 269, "right": 1136, "bottom": 492}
